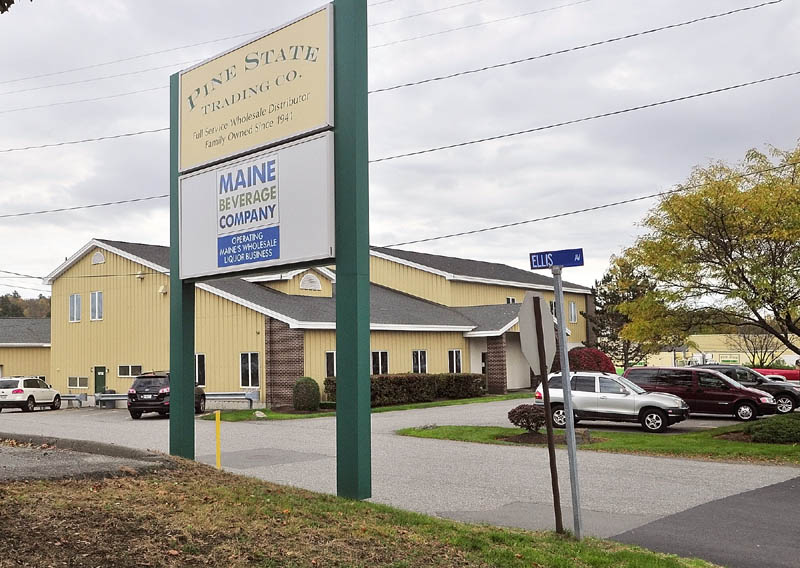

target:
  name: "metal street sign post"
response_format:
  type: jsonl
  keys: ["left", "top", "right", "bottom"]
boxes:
{"left": 169, "top": 1, "right": 372, "bottom": 500}
{"left": 529, "top": 248, "right": 584, "bottom": 539}
{"left": 518, "top": 291, "right": 562, "bottom": 533}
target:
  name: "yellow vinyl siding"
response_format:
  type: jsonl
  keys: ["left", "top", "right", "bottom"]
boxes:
{"left": 50, "top": 248, "right": 171, "bottom": 394}
{"left": 369, "top": 256, "right": 451, "bottom": 305}
{"left": 195, "top": 288, "right": 265, "bottom": 395}
{"left": 0, "top": 346, "right": 50, "bottom": 378}
{"left": 304, "top": 329, "right": 470, "bottom": 392}
{"left": 262, "top": 269, "right": 333, "bottom": 297}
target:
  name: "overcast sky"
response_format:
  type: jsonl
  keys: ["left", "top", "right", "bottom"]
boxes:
{"left": 1, "top": 0, "right": 798, "bottom": 298}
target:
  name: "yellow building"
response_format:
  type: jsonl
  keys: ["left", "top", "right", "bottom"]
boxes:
{"left": 648, "top": 334, "right": 800, "bottom": 368}
{"left": 42, "top": 239, "right": 594, "bottom": 406}
{"left": 0, "top": 318, "right": 50, "bottom": 379}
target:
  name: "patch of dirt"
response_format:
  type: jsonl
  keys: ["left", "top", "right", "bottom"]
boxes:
{"left": 271, "top": 405, "right": 331, "bottom": 415}
{"left": 715, "top": 431, "right": 753, "bottom": 442}
{"left": 500, "top": 429, "right": 602, "bottom": 446}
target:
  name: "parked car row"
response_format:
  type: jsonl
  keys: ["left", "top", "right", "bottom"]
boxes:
{"left": 535, "top": 364, "right": 786, "bottom": 433}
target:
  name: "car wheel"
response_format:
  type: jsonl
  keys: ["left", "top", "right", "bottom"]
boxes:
{"left": 640, "top": 409, "right": 668, "bottom": 433}
{"left": 22, "top": 396, "right": 35, "bottom": 412}
{"left": 735, "top": 402, "right": 757, "bottom": 421}
{"left": 50, "top": 395, "right": 61, "bottom": 411}
{"left": 775, "top": 395, "right": 796, "bottom": 414}
{"left": 195, "top": 396, "right": 206, "bottom": 415}
{"left": 550, "top": 405, "right": 567, "bottom": 429}
{"left": 129, "top": 410, "right": 142, "bottom": 420}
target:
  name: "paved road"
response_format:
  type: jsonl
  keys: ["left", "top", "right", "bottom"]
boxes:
{"left": 1, "top": 401, "right": 796, "bottom": 560}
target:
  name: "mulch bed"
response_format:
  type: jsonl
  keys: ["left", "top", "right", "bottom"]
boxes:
{"left": 714, "top": 432, "right": 753, "bottom": 442}
{"left": 499, "top": 429, "right": 601, "bottom": 446}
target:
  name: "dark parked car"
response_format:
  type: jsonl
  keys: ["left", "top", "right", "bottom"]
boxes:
{"left": 127, "top": 372, "right": 205, "bottom": 419}
{"left": 623, "top": 366, "right": 777, "bottom": 421}
{"left": 697, "top": 364, "right": 800, "bottom": 414}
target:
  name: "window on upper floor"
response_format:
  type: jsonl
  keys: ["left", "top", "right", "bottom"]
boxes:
{"left": 412, "top": 350, "right": 427, "bottom": 374}
{"left": 91, "top": 251, "right": 105, "bottom": 265}
{"left": 569, "top": 301, "right": 578, "bottom": 323}
{"left": 69, "top": 294, "right": 81, "bottom": 322}
{"left": 90, "top": 291, "right": 103, "bottom": 321}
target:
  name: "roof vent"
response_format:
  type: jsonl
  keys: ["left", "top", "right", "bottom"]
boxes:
{"left": 91, "top": 251, "right": 105, "bottom": 265}
{"left": 299, "top": 273, "right": 322, "bottom": 291}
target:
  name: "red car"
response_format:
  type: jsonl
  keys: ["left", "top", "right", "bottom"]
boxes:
{"left": 623, "top": 366, "right": 777, "bottom": 421}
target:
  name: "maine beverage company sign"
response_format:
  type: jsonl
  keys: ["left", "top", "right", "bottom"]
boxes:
{"left": 177, "top": 5, "right": 335, "bottom": 279}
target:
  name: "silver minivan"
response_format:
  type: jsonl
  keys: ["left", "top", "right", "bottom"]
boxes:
{"left": 534, "top": 372, "right": 689, "bottom": 432}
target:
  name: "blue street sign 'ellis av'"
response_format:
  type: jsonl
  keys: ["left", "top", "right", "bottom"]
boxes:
{"left": 529, "top": 248, "right": 584, "bottom": 269}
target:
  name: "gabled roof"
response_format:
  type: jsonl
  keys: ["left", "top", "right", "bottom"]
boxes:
{"left": 0, "top": 318, "right": 50, "bottom": 346}
{"left": 371, "top": 246, "right": 591, "bottom": 294}
{"left": 44, "top": 238, "right": 170, "bottom": 283}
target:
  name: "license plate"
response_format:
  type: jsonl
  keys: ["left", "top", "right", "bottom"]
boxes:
{"left": 141, "top": 394, "right": 153, "bottom": 399}
{"left": 0, "top": 395, "right": 6, "bottom": 399}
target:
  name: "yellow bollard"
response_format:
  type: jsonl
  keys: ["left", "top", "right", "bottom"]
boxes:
{"left": 215, "top": 410, "right": 221, "bottom": 470}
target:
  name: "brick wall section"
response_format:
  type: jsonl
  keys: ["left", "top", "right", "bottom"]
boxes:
{"left": 266, "top": 318, "right": 305, "bottom": 408}
{"left": 486, "top": 335, "right": 508, "bottom": 394}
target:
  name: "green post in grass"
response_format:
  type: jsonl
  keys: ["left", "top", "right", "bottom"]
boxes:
{"left": 334, "top": 0, "right": 371, "bottom": 500}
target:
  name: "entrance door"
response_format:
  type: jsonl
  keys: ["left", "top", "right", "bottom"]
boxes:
{"left": 94, "top": 366, "right": 106, "bottom": 393}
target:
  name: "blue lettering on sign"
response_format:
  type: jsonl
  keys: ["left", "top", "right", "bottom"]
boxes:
{"left": 529, "top": 248, "right": 584, "bottom": 269}
{"left": 217, "top": 226, "right": 280, "bottom": 268}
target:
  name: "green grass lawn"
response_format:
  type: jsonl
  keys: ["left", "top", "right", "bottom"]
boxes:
{"left": 398, "top": 421, "right": 800, "bottom": 465}
{"left": 202, "top": 392, "right": 533, "bottom": 422}
{"left": 1, "top": 449, "right": 718, "bottom": 567}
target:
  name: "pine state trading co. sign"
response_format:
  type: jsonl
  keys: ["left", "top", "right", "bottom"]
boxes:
{"left": 177, "top": 5, "right": 335, "bottom": 279}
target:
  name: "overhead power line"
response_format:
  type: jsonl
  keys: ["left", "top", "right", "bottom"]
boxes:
{"left": 371, "top": 0, "right": 592, "bottom": 48}
{"left": 0, "top": 86, "right": 168, "bottom": 115}
{"left": 370, "top": 69, "right": 800, "bottom": 163}
{"left": 0, "top": 282, "right": 50, "bottom": 293}
{"left": 1, "top": 69, "right": 798, "bottom": 158}
{"left": 381, "top": 161, "right": 800, "bottom": 247}
{"left": 370, "top": 0, "right": 783, "bottom": 93}
{"left": 370, "top": 0, "right": 487, "bottom": 27}
{"left": 0, "top": 194, "right": 169, "bottom": 218}
{"left": 0, "top": 269, "right": 40, "bottom": 279}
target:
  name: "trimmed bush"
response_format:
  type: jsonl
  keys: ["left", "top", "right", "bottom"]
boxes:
{"left": 293, "top": 377, "right": 321, "bottom": 411}
{"left": 743, "top": 413, "right": 800, "bottom": 444}
{"left": 324, "top": 373, "right": 486, "bottom": 407}
{"left": 551, "top": 347, "right": 615, "bottom": 374}
{"left": 508, "top": 404, "right": 546, "bottom": 433}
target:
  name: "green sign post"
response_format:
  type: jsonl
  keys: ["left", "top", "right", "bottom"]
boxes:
{"left": 333, "top": 0, "right": 371, "bottom": 500}
{"left": 168, "top": 0, "right": 371, "bottom": 498}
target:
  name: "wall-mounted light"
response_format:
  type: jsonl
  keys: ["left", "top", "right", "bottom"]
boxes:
{"left": 158, "top": 285, "right": 168, "bottom": 295}
{"left": 136, "top": 271, "right": 145, "bottom": 280}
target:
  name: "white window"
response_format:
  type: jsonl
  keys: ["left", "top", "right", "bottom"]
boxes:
{"left": 448, "top": 349, "right": 462, "bottom": 373}
{"left": 69, "top": 294, "right": 81, "bottom": 322}
{"left": 118, "top": 365, "right": 142, "bottom": 377}
{"left": 240, "top": 352, "right": 259, "bottom": 388}
{"left": 90, "top": 291, "right": 103, "bottom": 320}
{"left": 91, "top": 251, "right": 105, "bottom": 265}
{"left": 68, "top": 376, "right": 89, "bottom": 389}
{"left": 506, "top": 297, "right": 516, "bottom": 304}
{"left": 195, "top": 354, "right": 206, "bottom": 386}
{"left": 569, "top": 301, "right": 578, "bottom": 323}
{"left": 412, "top": 350, "right": 427, "bottom": 374}
{"left": 325, "top": 351, "right": 336, "bottom": 378}
{"left": 371, "top": 351, "right": 389, "bottom": 375}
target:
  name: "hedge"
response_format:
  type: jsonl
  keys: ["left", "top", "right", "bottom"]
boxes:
{"left": 743, "top": 413, "right": 800, "bottom": 444}
{"left": 324, "top": 373, "right": 485, "bottom": 407}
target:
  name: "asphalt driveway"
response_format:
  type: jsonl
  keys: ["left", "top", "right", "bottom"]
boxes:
{"left": 1, "top": 400, "right": 797, "bottom": 567}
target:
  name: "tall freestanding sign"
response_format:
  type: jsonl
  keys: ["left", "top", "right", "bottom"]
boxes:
{"left": 170, "top": 1, "right": 371, "bottom": 500}
{"left": 529, "top": 248, "right": 584, "bottom": 539}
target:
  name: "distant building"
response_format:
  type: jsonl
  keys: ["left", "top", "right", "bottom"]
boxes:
{"left": 28, "top": 238, "right": 593, "bottom": 406}
{"left": 0, "top": 317, "right": 50, "bottom": 379}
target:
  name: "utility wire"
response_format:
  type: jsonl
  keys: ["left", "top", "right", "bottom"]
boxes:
{"left": 371, "top": 0, "right": 591, "bottom": 48}
{"left": 0, "top": 282, "right": 50, "bottom": 293}
{"left": 381, "top": 161, "right": 800, "bottom": 247}
{"left": 2, "top": 69, "right": 798, "bottom": 158}
{"left": 370, "top": 0, "right": 487, "bottom": 26}
{"left": 1, "top": 1, "right": 777, "bottom": 116}
{"left": 370, "top": 69, "right": 800, "bottom": 163}
{"left": 370, "top": 0, "right": 783, "bottom": 93}
{"left": 0, "top": 269, "right": 40, "bottom": 279}
{"left": 0, "top": 194, "right": 169, "bottom": 218}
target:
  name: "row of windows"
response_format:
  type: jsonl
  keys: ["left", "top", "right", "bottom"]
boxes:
{"left": 505, "top": 297, "right": 579, "bottom": 323}
{"left": 324, "top": 349, "right": 464, "bottom": 377}
{"left": 68, "top": 292, "right": 103, "bottom": 322}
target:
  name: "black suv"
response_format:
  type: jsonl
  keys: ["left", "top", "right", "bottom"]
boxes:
{"left": 697, "top": 364, "right": 800, "bottom": 414}
{"left": 127, "top": 372, "right": 206, "bottom": 419}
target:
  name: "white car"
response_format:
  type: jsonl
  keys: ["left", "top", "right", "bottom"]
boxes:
{"left": 534, "top": 371, "right": 690, "bottom": 433}
{"left": 0, "top": 377, "right": 61, "bottom": 413}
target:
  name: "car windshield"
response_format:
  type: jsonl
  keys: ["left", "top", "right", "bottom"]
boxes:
{"left": 722, "top": 375, "right": 745, "bottom": 389}
{"left": 132, "top": 377, "right": 168, "bottom": 389}
{"left": 0, "top": 379, "right": 20, "bottom": 389}
{"left": 616, "top": 376, "right": 646, "bottom": 394}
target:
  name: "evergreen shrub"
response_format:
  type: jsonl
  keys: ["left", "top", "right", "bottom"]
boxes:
{"left": 293, "top": 377, "right": 321, "bottom": 411}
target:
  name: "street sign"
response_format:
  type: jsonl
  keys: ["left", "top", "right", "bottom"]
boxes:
{"left": 529, "top": 248, "right": 584, "bottom": 269}
{"left": 518, "top": 292, "right": 556, "bottom": 373}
